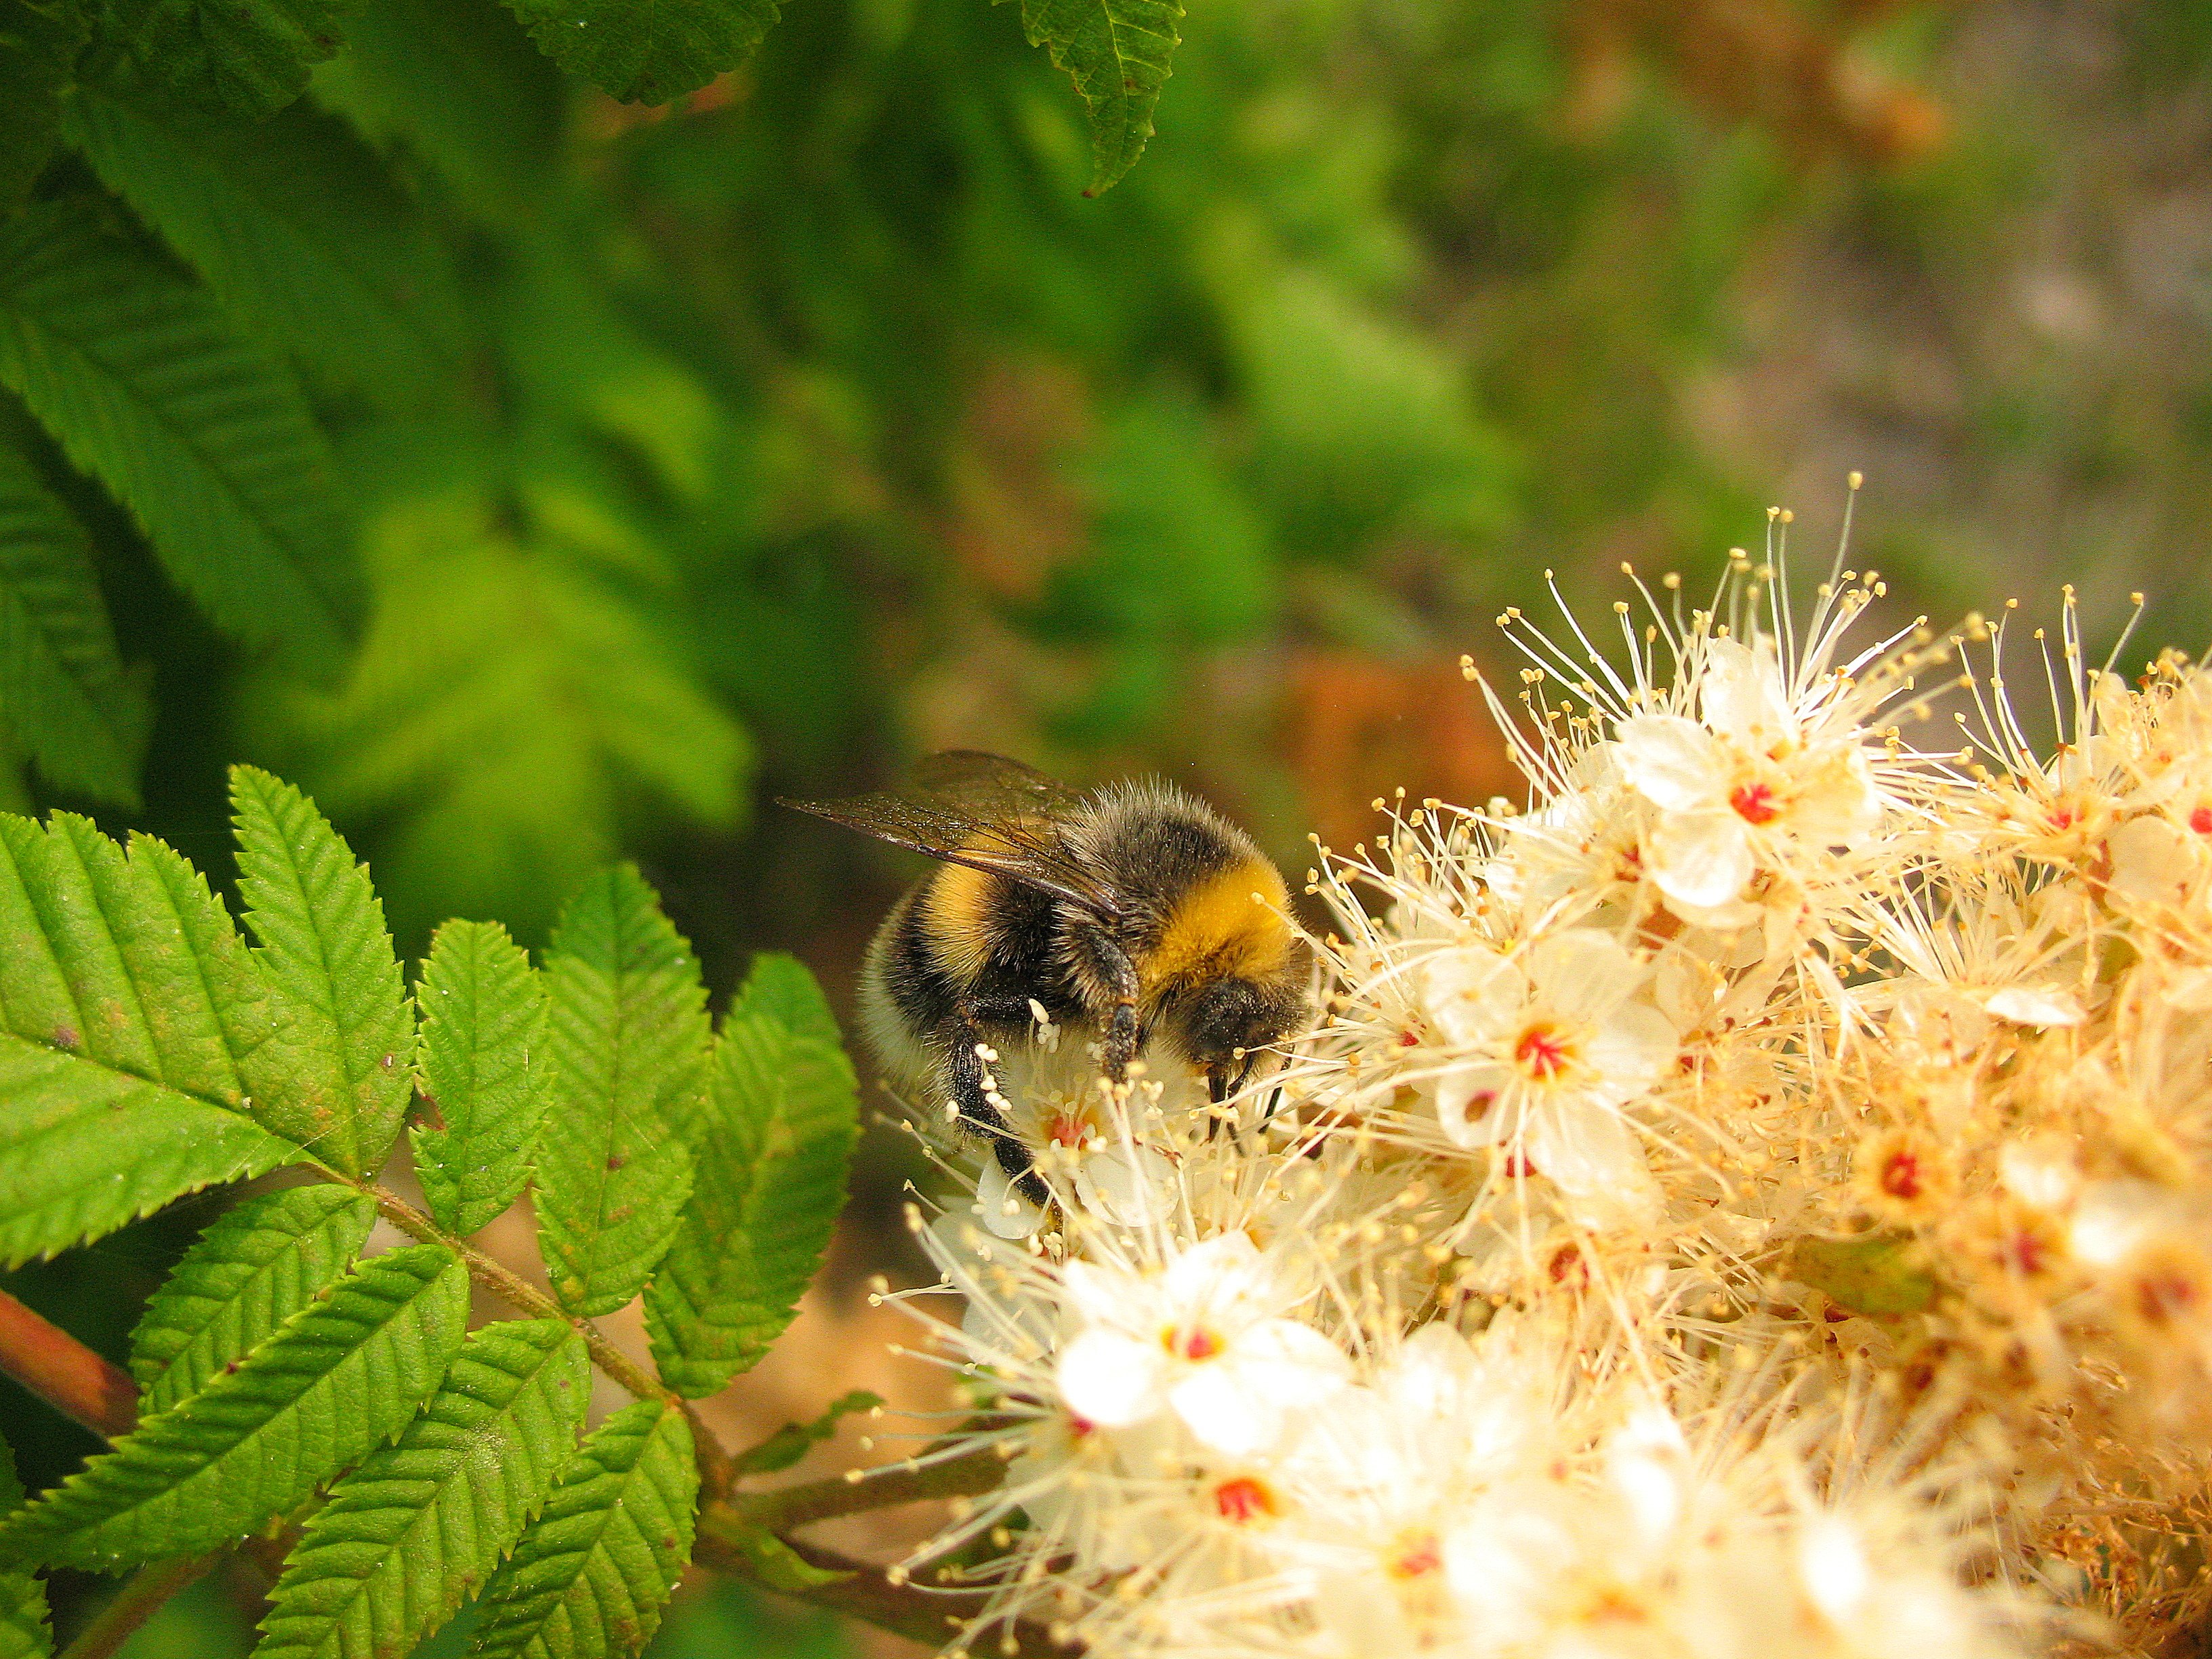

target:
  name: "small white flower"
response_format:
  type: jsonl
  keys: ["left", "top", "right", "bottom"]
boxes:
{"left": 1420, "top": 929, "right": 1674, "bottom": 1214}
{"left": 1053, "top": 1233, "right": 1351, "bottom": 1456}
{"left": 1615, "top": 636, "right": 1881, "bottom": 912}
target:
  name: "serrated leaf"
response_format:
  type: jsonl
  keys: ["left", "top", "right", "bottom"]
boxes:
{"left": 0, "top": 1038, "right": 300, "bottom": 1267}
{"left": 62, "top": 91, "right": 466, "bottom": 410}
{"left": 258, "top": 1319, "right": 588, "bottom": 1659}
{"left": 0, "top": 1431, "right": 52, "bottom": 1659}
{"left": 1002, "top": 0, "right": 1183, "bottom": 195}
{"left": 230, "top": 766, "right": 412, "bottom": 1179}
{"left": 87, "top": 0, "right": 348, "bottom": 119}
{"left": 0, "top": 197, "right": 350, "bottom": 674}
{"left": 0, "top": 0, "right": 87, "bottom": 213}
{"left": 501, "top": 0, "right": 779, "bottom": 104}
{"left": 732, "top": 1389, "right": 880, "bottom": 1477}
{"left": 129, "top": 1185, "right": 375, "bottom": 1416}
{"left": 0, "top": 808, "right": 325, "bottom": 1263}
{"left": 412, "top": 920, "right": 549, "bottom": 1237}
{"left": 534, "top": 867, "right": 706, "bottom": 1319}
{"left": 464, "top": 1399, "right": 695, "bottom": 1659}
{"left": 644, "top": 955, "right": 857, "bottom": 1397}
{"left": 0, "top": 440, "right": 146, "bottom": 804}
{"left": 0, "top": 1244, "right": 466, "bottom": 1569}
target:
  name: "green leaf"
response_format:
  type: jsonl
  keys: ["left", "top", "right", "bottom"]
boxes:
{"left": 501, "top": 0, "right": 778, "bottom": 104}
{"left": 644, "top": 955, "right": 857, "bottom": 1397}
{"left": 731, "top": 1390, "right": 879, "bottom": 1478}
{"left": 535, "top": 866, "right": 706, "bottom": 1319}
{"left": 0, "top": 1244, "right": 466, "bottom": 1569}
{"left": 87, "top": 0, "right": 348, "bottom": 119}
{"left": 310, "top": 0, "right": 565, "bottom": 231}
{"left": 258, "top": 1319, "right": 589, "bottom": 1659}
{"left": 1002, "top": 0, "right": 1183, "bottom": 195}
{"left": 468, "top": 1399, "right": 695, "bottom": 1659}
{"left": 0, "top": 1431, "right": 52, "bottom": 1659}
{"left": 0, "top": 808, "right": 328, "bottom": 1263}
{"left": 712, "top": 1525, "right": 846, "bottom": 1595}
{"left": 230, "top": 766, "right": 413, "bottom": 1178}
{"left": 60, "top": 91, "right": 466, "bottom": 410}
{"left": 412, "top": 920, "right": 549, "bottom": 1237}
{"left": 0, "top": 1039, "right": 299, "bottom": 1267}
{"left": 128, "top": 1185, "right": 375, "bottom": 1416}
{"left": 0, "top": 439, "right": 147, "bottom": 804}
{"left": 0, "top": 197, "right": 350, "bottom": 674}
{"left": 0, "top": 0, "right": 87, "bottom": 213}
{"left": 246, "top": 487, "right": 750, "bottom": 945}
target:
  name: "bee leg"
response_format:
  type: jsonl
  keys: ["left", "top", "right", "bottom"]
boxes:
{"left": 1068, "top": 923, "right": 1143, "bottom": 1085}
{"left": 942, "top": 1012, "right": 1050, "bottom": 1208}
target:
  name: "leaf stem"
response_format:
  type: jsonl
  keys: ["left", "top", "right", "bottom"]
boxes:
{"left": 693, "top": 1518, "right": 1067, "bottom": 1658}
{"left": 56, "top": 1553, "right": 220, "bottom": 1659}
{"left": 735, "top": 1441, "right": 1015, "bottom": 1533}
{"left": 0, "top": 1286, "right": 136, "bottom": 1439}
{"left": 351, "top": 1182, "right": 737, "bottom": 1494}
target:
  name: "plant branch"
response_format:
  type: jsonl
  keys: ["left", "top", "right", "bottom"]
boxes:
{"left": 693, "top": 1513, "right": 1067, "bottom": 1658}
{"left": 734, "top": 1441, "right": 1015, "bottom": 1534}
{"left": 56, "top": 1552, "right": 220, "bottom": 1659}
{"left": 351, "top": 1181, "right": 737, "bottom": 1496}
{"left": 0, "top": 1286, "right": 136, "bottom": 1439}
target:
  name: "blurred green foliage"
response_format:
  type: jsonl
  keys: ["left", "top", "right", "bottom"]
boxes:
{"left": 5, "top": 0, "right": 2212, "bottom": 1645}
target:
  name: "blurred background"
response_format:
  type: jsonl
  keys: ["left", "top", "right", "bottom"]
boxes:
{"left": 5, "top": 0, "right": 2211, "bottom": 1650}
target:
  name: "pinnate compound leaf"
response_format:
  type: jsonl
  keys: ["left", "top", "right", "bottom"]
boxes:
{"left": 0, "top": 1431, "right": 52, "bottom": 1659}
{"left": 501, "top": 0, "right": 779, "bottom": 104}
{"left": 0, "top": 1244, "right": 467, "bottom": 1569}
{"left": 62, "top": 91, "right": 466, "bottom": 410}
{"left": 644, "top": 955, "right": 857, "bottom": 1397}
{"left": 535, "top": 867, "right": 705, "bottom": 1318}
{"left": 230, "top": 766, "right": 413, "bottom": 1178}
{"left": 88, "top": 0, "right": 349, "bottom": 119}
{"left": 0, "top": 199, "right": 350, "bottom": 676}
{"left": 1002, "top": 0, "right": 1183, "bottom": 195}
{"left": 412, "top": 920, "right": 549, "bottom": 1237}
{"left": 471, "top": 1401, "right": 696, "bottom": 1659}
{"left": 258, "top": 1319, "right": 589, "bottom": 1659}
{"left": 129, "top": 1185, "right": 375, "bottom": 1416}
{"left": 0, "top": 441, "right": 148, "bottom": 805}
{"left": 0, "top": 811, "right": 320, "bottom": 1263}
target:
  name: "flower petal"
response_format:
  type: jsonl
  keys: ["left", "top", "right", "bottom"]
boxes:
{"left": 1649, "top": 807, "right": 1755, "bottom": 909}
{"left": 1057, "top": 1328, "right": 1168, "bottom": 1427}
{"left": 1167, "top": 1364, "right": 1283, "bottom": 1455}
{"left": 1526, "top": 929, "right": 1639, "bottom": 1024}
{"left": 1700, "top": 636, "right": 1794, "bottom": 750}
{"left": 1616, "top": 716, "right": 1728, "bottom": 812}
{"left": 1435, "top": 1061, "right": 1514, "bottom": 1147}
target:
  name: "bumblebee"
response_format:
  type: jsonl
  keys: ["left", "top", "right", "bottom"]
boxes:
{"left": 782, "top": 753, "right": 1309, "bottom": 1202}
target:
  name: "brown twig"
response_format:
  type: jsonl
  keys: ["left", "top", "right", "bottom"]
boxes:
{"left": 56, "top": 1553, "right": 220, "bottom": 1659}
{"left": 0, "top": 1287, "right": 136, "bottom": 1439}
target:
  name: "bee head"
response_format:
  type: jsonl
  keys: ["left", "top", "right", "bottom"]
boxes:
{"left": 1169, "top": 970, "right": 1311, "bottom": 1103}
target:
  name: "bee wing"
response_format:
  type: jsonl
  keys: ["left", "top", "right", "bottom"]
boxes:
{"left": 780, "top": 756, "right": 1123, "bottom": 920}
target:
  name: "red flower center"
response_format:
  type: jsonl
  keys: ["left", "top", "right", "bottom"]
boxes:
{"left": 1048, "top": 1113, "right": 1088, "bottom": 1148}
{"left": 1214, "top": 1477, "right": 1275, "bottom": 1524}
{"left": 1514, "top": 1023, "right": 1572, "bottom": 1080}
{"left": 1879, "top": 1151, "right": 1923, "bottom": 1200}
{"left": 2191, "top": 805, "right": 2212, "bottom": 836}
{"left": 1170, "top": 1325, "right": 1223, "bottom": 1362}
{"left": 1729, "top": 781, "right": 1781, "bottom": 825}
{"left": 1389, "top": 1531, "right": 1443, "bottom": 1579}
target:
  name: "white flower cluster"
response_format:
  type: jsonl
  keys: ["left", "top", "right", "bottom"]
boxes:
{"left": 875, "top": 504, "right": 2212, "bottom": 1659}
